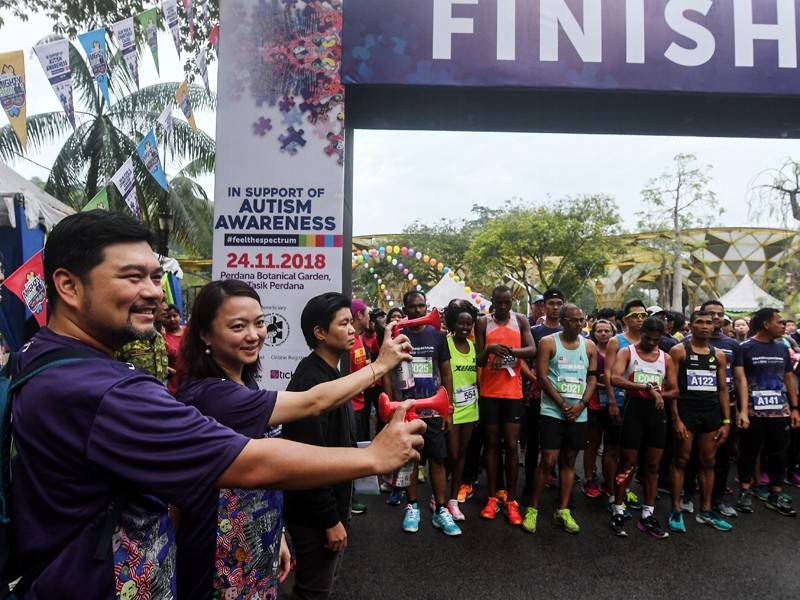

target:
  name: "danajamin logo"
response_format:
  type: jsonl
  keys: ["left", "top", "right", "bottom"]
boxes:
{"left": 264, "top": 313, "right": 290, "bottom": 347}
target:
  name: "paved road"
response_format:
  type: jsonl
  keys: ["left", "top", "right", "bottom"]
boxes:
{"left": 330, "top": 473, "right": 799, "bottom": 600}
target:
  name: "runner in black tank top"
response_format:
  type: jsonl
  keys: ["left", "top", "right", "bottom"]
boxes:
{"left": 666, "top": 310, "right": 732, "bottom": 533}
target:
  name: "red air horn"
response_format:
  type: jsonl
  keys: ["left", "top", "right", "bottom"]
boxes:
{"left": 391, "top": 308, "right": 442, "bottom": 390}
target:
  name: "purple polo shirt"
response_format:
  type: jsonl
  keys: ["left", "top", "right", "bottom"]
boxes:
{"left": 10, "top": 328, "right": 249, "bottom": 599}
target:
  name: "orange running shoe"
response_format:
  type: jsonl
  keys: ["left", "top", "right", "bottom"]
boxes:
{"left": 496, "top": 489, "right": 508, "bottom": 503}
{"left": 480, "top": 497, "right": 499, "bottom": 520}
{"left": 506, "top": 500, "right": 523, "bottom": 526}
{"left": 457, "top": 483, "right": 473, "bottom": 503}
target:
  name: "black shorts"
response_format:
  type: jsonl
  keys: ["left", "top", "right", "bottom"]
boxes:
{"left": 677, "top": 401, "right": 722, "bottom": 435}
{"left": 590, "top": 407, "right": 625, "bottom": 447}
{"left": 479, "top": 397, "right": 525, "bottom": 425}
{"left": 539, "top": 415, "right": 588, "bottom": 451}
{"left": 420, "top": 417, "right": 447, "bottom": 463}
{"left": 588, "top": 408, "right": 610, "bottom": 429}
{"left": 620, "top": 398, "right": 667, "bottom": 450}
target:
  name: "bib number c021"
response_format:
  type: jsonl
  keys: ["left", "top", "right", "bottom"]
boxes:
{"left": 557, "top": 377, "right": 586, "bottom": 400}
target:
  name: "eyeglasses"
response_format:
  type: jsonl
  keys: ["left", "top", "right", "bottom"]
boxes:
{"left": 624, "top": 311, "right": 648, "bottom": 320}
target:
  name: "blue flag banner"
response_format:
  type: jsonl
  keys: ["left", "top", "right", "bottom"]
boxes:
{"left": 137, "top": 128, "right": 169, "bottom": 191}
{"left": 78, "top": 28, "right": 112, "bottom": 107}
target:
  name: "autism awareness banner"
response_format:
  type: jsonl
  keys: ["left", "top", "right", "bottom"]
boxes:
{"left": 33, "top": 40, "right": 76, "bottom": 130}
{"left": 163, "top": 0, "right": 182, "bottom": 58}
{"left": 196, "top": 51, "right": 210, "bottom": 94}
{"left": 183, "top": 0, "right": 195, "bottom": 40}
{"left": 82, "top": 187, "right": 109, "bottom": 211}
{"left": 110, "top": 17, "right": 139, "bottom": 88}
{"left": 157, "top": 104, "right": 173, "bottom": 140}
{"left": 137, "top": 129, "right": 169, "bottom": 192}
{"left": 0, "top": 50, "right": 27, "bottom": 149}
{"left": 213, "top": 0, "right": 345, "bottom": 389}
{"left": 175, "top": 80, "right": 196, "bottom": 130}
{"left": 138, "top": 8, "right": 161, "bottom": 75}
{"left": 78, "top": 28, "right": 112, "bottom": 107}
{"left": 3, "top": 250, "right": 47, "bottom": 327}
{"left": 111, "top": 157, "right": 141, "bottom": 221}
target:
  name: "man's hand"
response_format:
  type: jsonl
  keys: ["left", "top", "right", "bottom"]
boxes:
{"left": 488, "top": 343, "right": 512, "bottom": 357}
{"left": 673, "top": 419, "right": 689, "bottom": 441}
{"left": 738, "top": 412, "right": 750, "bottom": 430}
{"left": 443, "top": 415, "right": 453, "bottom": 432}
{"left": 374, "top": 325, "right": 413, "bottom": 373}
{"left": 276, "top": 532, "right": 292, "bottom": 582}
{"left": 791, "top": 409, "right": 800, "bottom": 429}
{"left": 325, "top": 521, "right": 347, "bottom": 553}
{"left": 368, "top": 400, "right": 426, "bottom": 473}
{"left": 562, "top": 402, "right": 581, "bottom": 422}
{"left": 608, "top": 402, "right": 621, "bottom": 423}
{"left": 652, "top": 390, "right": 664, "bottom": 411}
{"left": 714, "top": 424, "right": 730, "bottom": 447}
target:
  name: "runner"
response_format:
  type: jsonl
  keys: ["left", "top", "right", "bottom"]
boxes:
{"left": 476, "top": 285, "right": 536, "bottom": 526}
{"left": 734, "top": 308, "right": 800, "bottom": 517}
{"left": 583, "top": 318, "right": 616, "bottom": 499}
{"left": 383, "top": 290, "right": 459, "bottom": 536}
{"left": 444, "top": 299, "right": 480, "bottom": 521}
{"left": 665, "top": 310, "right": 732, "bottom": 533}
{"left": 610, "top": 317, "right": 677, "bottom": 538}
{"left": 733, "top": 317, "right": 749, "bottom": 343}
{"left": 522, "top": 304, "right": 597, "bottom": 534}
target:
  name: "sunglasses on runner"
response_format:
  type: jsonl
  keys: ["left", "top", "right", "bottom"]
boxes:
{"left": 624, "top": 311, "right": 648, "bottom": 320}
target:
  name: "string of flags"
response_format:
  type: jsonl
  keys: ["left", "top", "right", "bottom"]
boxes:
{"left": 0, "top": 1, "right": 217, "bottom": 220}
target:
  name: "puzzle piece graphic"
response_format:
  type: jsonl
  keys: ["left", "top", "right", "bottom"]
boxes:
{"left": 278, "top": 126, "right": 307, "bottom": 155}
{"left": 324, "top": 131, "right": 344, "bottom": 165}
{"left": 279, "top": 95, "right": 295, "bottom": 113}
{"left": 252, "top": 117, "right": 272, "bottom": 136}
{"left": 282, "top": 107, "right": 304, "bottom": 128}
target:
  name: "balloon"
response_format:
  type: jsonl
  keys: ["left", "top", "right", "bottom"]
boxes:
{"left": 407, "top": 248, "right": 414, "bottom": 256}
{"left": 443, "top": 267, "right": 450, "bottom": 274}
{"left": 401, "top": 247, "right": 408, "bottom": 256}
{"left": 407, "top": 273, "right": 414, "bottom": 280}
{"left": 393, "top": 245, "right": 400, "bottom": 254}
{"left": 403, "top": 269, "right": 409, "bottom": 276}
{"left": 369, "top": 267, "right": 375, "bottom": 274}
{"left": 356, "top": 255, "right": 364, "bottom": 263}
{"left": 423, "top": 255, "right": 430, "bottom": 263}
{"left": 373, "top": 274, "right": 378, "bottom": 279}
{"left": 380, "top": 284, "right": 386, "bottom": 290}
{"left": 415, "top": 252, "right": 422, "bottom": 260}
{"left": 464, "top": 286, "right": 471, "bottom": 294}
{"left": 377, "top": 278, "right": 382, "bottom": 284}
{"left": 453, "top": 276, "right": 460, "bottom": 282}
{"left": 379, "top": 246, "right": 385, "bottom": 253}
{"left": 389, "top": 301, "right": 395, "bottom": 307}
{"left": 416, "top": 285, "right": 422, "bottom": 291}
{"left": 392, "top": 259, "right": 398, "bottom": 266}
{"left": 398, "top": 262, "right": 404, "bottom": 269}
{"left": 386, "top": 255, "right": 392, "bottom": 262}
{"left": 471, "top": 292, "right": 478, "bottom": 299}
{"left": 429, "top": 258, "right": 437, "bottom": 267}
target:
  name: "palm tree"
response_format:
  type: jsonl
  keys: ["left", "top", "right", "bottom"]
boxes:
{"left": 0, "top": 36, "right": 216, "bottom": 256}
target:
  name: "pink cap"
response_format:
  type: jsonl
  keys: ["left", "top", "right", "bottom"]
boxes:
{"left": 351, "top": 298, "right": 368, "bottom": 318}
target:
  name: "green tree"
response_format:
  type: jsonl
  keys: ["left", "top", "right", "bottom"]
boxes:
{"left": 637, "top": 153, "right": 721, "bottom": 312}
{"left": 748, "top": 158, "right": 800, "bottom": 226}
{"left": 0, "top": 37, "right": 215, "bottom": 256}
{"left": 465, "top": 196, "right": 623, "bottom": 302}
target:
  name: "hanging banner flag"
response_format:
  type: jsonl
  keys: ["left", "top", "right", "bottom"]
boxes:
{"left": 208, "top": 24, "right": 219, "bottom": 51}
{"left": 157, "top": 104, "right": 173, "bottom": 140}
{"left": 78, "top": 28, "right": 112, "bottom": 107}
{"left": 82, "top": 187, "right": 109, "bottom": 211}
{"left": 183, "top": 0, "right": 195, "bottom": 40}
{"left": 137, "top": 129, "right": 169, "bottom": 192}
{"left": 175, "top": 80, "right": 196, "bottom": 130}
{"left": 0, "top": 50, "right": 28, "bottom": 149}
{"left": 200, "top": 0, "right": 209, "bottom": 21}
{"left": 111, "top": 157, "right": 141, "bottom": 221}
{"left": 33, "top": 39, "right": 76, "bottom": 130}
{"left": 138, "top": 8, "right": 160, "bottom": 75}
{"left": 195, "top": 51, "right": 210, "bottom": 94}
{"left": 163, "top": 0, "right": 181, "bottom": 58}
{"left": 3, "top": 250, "right": 47, "bottom": 327}
{"left": 110, "top": 17, "right": 139, "bottom": 88}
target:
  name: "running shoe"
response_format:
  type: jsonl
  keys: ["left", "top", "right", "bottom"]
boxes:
{"left": 506, "top": 500, "right": 523, "bottom": 526}
{"left": 696, "top": 511, "right": 733, "bottom": 531}
{"left": 584, "top": 480, "right": 602, "bottom": 499}
{"left": 637, "top": 515, "right": 669, "bottom": 539}
{"left": 786, "top": 472, "right": 800, "bottom": 488}
{"left": 753, "top": 484, "right": 770, "bottom": 503}
{"left": 610, "top": 513, "right": 628, "bottom": 537}
{"left": 668, "top": 511, "right": 686, "bottom": 533}
{"left": 607, "top": 502, "right": 632, "bottom": 519}
{"left": 402, "top": 503, "right": 421, "bottom": 533}
{"left": 380, "top": 481, "right": 393, "bottom": 493}
{"left": 447, "top": 499, "right": 466, "bottom": 522}
{"left": 554, "top": 508, "right": 581, "bottom": 534}
{"left": 351, "top": 499, "right": 366, "bottom": 515}
{"left": 626, "top": 489, "right": 642, "bottom": 510}
{"left": 418, "top": 465, "right": 427, "bottom": 483}
{"left": 432, "top": 506, "right": 462, "bottom": 536}
{"left": 457, "top": 483, "right": 474, "bottom": 503}
{"left": 779, "top": 491, "right": 793, "bottom": 504}
{"left": 713, "top": 502, "right": 738, "bottom": 518}
{"left": 496, "top": 489, "right": 509, "bottom": 503}
{"left": 679, "top": 497, "right": 694, "bottom": 514}
{"left": 387, "top": 488, "right": 404, "bottom": 506}
{"left": 522, "top": 507, "right": 538, "bottom": 533}
{"left": 766, "top": 493, "right": 797, "bottom": 517}
{"left": 759, "top": 472, "right": 770, "bottom": 485}
{"left": 480, "top": 497, "right": 500, "bottom": 520}
{"left": 736, "top": 490, "right": 754, "bottom": 514}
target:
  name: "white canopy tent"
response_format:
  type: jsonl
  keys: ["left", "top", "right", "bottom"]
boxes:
{"left": 424, "top": 273, "right": 486, "bottom": 311}
{"left": 0, "top": 162, "right": 74, "bottom": 231}
{"left": 718, "top": 274, "right": 783, "bottom": 312}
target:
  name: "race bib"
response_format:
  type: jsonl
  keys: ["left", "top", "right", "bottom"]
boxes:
{"left": 633, "top": 370, "right": 663, "bottom": 387}
{"left": 687, "top": 369, "right": 717, "bottom": 392}
{"left": 411, "top": 356, "right": 433, "bottom": 378}
{"left": 557, "top": 376, "right": 586, "bottom": 400}
{"left": 454, "top": 384, "right": 478, "bottom": 408}
{"left": 752, "top": 389, "right": 786, "bottom": 411}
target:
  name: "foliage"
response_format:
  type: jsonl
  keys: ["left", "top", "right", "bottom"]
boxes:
{"left": 748, "top": 158, "right": 800, "bottom": 227}
{"left": 464, "top": 196, "right": 623, "bottom": 302}
{"left": 765, "top": 257, "right": 800, "bottom": 314}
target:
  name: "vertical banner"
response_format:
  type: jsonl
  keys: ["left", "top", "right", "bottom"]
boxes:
{"left": 163, "top": 0, "right": 182, "bottom": 58}
{"left": 137, "top": 129, "right": 169, "bottom": 191}
{"left": 3, "top": 250, "right": 47, "bottom": 327}
{"left": 138, "top": 8, "right": 161, "bottom": 75}
{"left": 111, "top": 157, "right": 141, "bottom": 221}
{"left": 0, "top": 50, "right": 27, "bottom": 149}
{"left": 208, "top": 24, "right": 219, "bottom": 51}
{"left": 183, "top": 0, "right": 195, "bottom": 40}
{"left": 110, "top": 17, "right": 139, "bottom": 88}
{"left": 213, "top": 0, "right": 345, "bottom": 389}
{"left": 195, "top": 51, "right": 210, "bottom": 94}
{"left": 33, "top": 40, "right": 76, "bottom": 129}
{"left": 82, "top": 187, "right": 109, "bottom": 211}
{"left": 157, "top": 104, "right": 174, "bottom": 140}
{"left": 78, "top": 28, "right": 112, "bottom": 107}
{"left": 175, "top": 80, "right": 196, "bottom": 130}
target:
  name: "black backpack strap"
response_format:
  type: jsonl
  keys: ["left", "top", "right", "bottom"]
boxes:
{"left": 9, "top": 348, "right": 99, "bottom": 393}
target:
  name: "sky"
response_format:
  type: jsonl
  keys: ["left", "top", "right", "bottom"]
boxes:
{"left": 3, "top": 10, "right": 800, "bottom": 237}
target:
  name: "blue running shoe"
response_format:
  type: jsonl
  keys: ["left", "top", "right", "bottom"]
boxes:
{"left": 668, "top": 511, "right": 686, "bottom": 533}
{"left": 402, "top": 503, "right": 420, "bottom": 533}
{"left": 387, "top": 488, "right": 404, "bottom": 506}
{"left": 696, "top": 511, "right": 733, "bottom": 531}
{"left": 432, "top": 506, "right": 462, "bottom": 536}
{"left": 753, "top": 484, "right": 770, "bottom": 503}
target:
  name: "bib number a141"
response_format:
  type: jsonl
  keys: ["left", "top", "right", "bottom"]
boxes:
{"left": 752, "top": 389, "right": 786, "bottom": 411}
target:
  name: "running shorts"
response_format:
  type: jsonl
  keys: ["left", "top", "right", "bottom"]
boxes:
{"left": 539, "top": 415, "right": 588, "bottom": 451}
{"left": 677, "top": 401, "right": 723, "bottom": 435}
{"left": 620, "top": 398, "right": 667, "bottom": 450}
{"left": 420, "top": 417, "right": 448, "bottom": 463}
{"left": 479, "top": 397, "right": 525, "bottom": 425}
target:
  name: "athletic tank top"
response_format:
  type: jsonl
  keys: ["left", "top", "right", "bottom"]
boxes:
{"left": 624, "top": 345, "right": 666, "bottom": 400}
{"left": 589, "top": 351, "right": 607, "bottom": 410}
{"left": 541, "top": 334, "right": 590, "bottom": 422}
{"left": 678, "top": 340, "right": 719, "bottom": 409}
{"left": 447, "top": 337, "right": 479, "bottom": 424}
{"left": 479, "top": 312, "right": 522, "bottom": 400}
{"left": 611, "top": 333, "right": 633, "bottom": 407}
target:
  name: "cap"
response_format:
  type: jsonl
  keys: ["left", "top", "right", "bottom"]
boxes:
{"left": 369, "top": 307, "right": 387, "bottom": 319}
{"left": 542, "top": 289, "right": 565, "bottom": 302}
{"left": 647, "top": 305, "right": 666, "bottom": 316}
{"left": 351, "top": 298, "right": 368, "bottom": 317}
{"left": 723, "top": 314, "right": 732, "bottom": 323}
{"left": 532, "top": 294, "right": 545, "bottom": 304}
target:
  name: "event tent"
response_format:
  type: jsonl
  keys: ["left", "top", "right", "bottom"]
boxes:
{"left": 717, "top": 274, "right": 783, "bottom": 313}
{"left": 425, "top": 273, "right": 487, "bottom": 311}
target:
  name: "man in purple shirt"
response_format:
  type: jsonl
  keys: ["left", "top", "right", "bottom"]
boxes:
{"left": 8, "top": 210, "right": 424, "bottom": 598}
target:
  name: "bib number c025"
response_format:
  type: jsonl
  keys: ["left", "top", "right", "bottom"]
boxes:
{"left": 411, "top": 356, "right": 434, "bottom": 378}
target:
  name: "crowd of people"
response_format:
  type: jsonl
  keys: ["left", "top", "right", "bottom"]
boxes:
{"left": 4, "top": 209, "right": 799, "bottom": 600}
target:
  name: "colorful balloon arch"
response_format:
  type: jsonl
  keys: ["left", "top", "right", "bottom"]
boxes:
{"left": 352, "top": 244, "right": 490, "bottom": 311}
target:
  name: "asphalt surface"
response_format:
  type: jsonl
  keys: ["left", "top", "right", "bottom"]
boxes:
{"left": 330, "top": 470, "right": 800, "bottom": 600}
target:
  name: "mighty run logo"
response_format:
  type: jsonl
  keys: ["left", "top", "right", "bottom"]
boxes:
{"left": 270, "top": 369, "right": 293, "bottom": 380}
